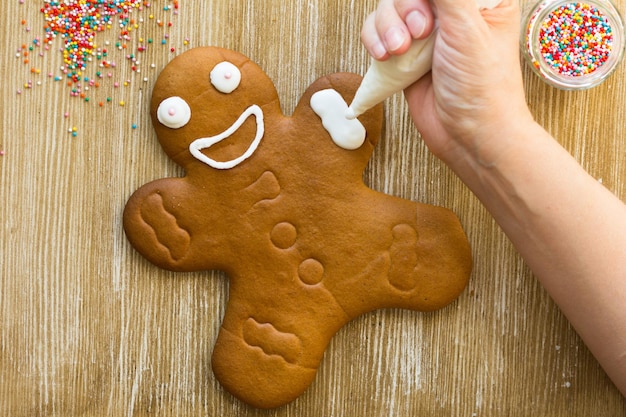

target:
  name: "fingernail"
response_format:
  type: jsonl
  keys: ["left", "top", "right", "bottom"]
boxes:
{"left": 370, "top": 40, "right": 387, "bottom": 60}
{"left": 384, "top": 26, "right": 405, "bottom": 52}
{"left": 406, "top": 10, "right": 426, "bottom": 39}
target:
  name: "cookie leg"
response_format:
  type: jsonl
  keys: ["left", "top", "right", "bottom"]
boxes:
{"left": 211, "top": 325, "right": 318, "bottom": 409}
{"left": 211, "top": 272, "right": 349, "bottom": 409}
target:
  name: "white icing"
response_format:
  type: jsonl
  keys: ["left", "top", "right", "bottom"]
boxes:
{"left": 210, "top": 61, "right": 242, "bottom": 93}
{"left": 311, "top": 89, "right": 366, "bottom": 150}
{"left": 346, "top": 0, "right": 503, "bottom": 119}
{"left": 189, "top": 104, "right": 264, "bottom": 169}
{"left": 157, "top": 96, "right": 191, "bottom": 129}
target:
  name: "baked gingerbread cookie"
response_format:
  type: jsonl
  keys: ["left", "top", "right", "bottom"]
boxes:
{"left": 123, "top": 46, "right": 472, "bottom": 409}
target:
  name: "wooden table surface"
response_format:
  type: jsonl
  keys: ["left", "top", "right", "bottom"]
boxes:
{"left": 1, "top": 1, "right": 625, "bottom": 416}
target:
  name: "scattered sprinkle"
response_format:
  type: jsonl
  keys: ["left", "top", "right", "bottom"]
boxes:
{"left": 15, "top": 0, "right": 189, "bottom": 135}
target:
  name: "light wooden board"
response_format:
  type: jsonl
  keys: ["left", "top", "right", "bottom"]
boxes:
{"left": 1, "top": 1, "right": 625, "bottom": 416}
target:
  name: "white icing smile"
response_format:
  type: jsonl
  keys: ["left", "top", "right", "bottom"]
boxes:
{"left": 189, "top": 105, "right": 265, "bottom": 169}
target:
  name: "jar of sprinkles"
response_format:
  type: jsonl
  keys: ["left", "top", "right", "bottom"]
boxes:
{"left": 522, "top": 0, "right": 625, "bottom": 89}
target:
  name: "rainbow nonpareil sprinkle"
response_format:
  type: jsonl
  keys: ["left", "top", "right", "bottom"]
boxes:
{"left": 538, "top": 2, "right": 613, "bottom": 76}
{"left": 42, "top": 0, "right": 142, "bottom": 78}
{"left": 38, "top": 0, "right": 181, "bottom": 85}
{"left": 16, "top": 0, "right": 186, "bottom": 137}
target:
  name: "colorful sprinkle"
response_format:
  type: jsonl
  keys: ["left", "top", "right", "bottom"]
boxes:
{"left": 31, "top": 0, "right": 188, "bottom": 98}
{"left": 16, "top": 0, "right": 189, "bottom": 135}
{"left": 537, "top": 2, "right": 614, "bottom": 76}
{"left": 42, "top": 0, "right": 142, "bottom": 80}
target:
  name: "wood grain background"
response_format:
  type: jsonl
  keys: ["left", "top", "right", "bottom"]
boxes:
{"left": 1, "top": 0, "right": 625, "bottom": 416}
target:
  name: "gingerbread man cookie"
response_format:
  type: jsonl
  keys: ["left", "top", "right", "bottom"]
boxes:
{"left": 123, "top": 46, "right": 472, "bottom": 409}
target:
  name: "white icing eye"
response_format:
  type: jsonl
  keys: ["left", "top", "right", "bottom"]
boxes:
{"left": 210, "top": 61, "right": 241, "bottom": 93}
{"left": 157, "top": 96, "right": 191, "bottom": 129}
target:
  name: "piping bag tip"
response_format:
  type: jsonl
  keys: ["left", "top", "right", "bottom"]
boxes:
{"left": 346, "top": 31, "right": 437, "bottom": 123}
{"left": 343, "top": 0, "right": 499, "bottom": 123}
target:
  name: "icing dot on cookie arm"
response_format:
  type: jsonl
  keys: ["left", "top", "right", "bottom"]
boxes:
{"left": 311, "top": 89, "right": 366, "bottom": 150}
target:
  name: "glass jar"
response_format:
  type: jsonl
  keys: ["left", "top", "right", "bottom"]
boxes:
{"left": 522, "top": 0, "right": 626, "bottom": 89}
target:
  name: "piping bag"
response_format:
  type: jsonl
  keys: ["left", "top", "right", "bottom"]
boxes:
{"left": 345, "top": 0, "right": 502, "bottom": 120}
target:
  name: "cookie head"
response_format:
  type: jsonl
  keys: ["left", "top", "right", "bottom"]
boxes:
{"left": 150, "top": 47, "right": 280, "bottom": 167}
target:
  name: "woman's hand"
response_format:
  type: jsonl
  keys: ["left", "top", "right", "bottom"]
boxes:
{"left": 361, "top": 0, "right": 535, "bottom": 168}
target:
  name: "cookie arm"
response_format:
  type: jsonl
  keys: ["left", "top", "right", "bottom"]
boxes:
{"left": 319, "top": 190, "right": 472, "bottom": 316}
{"left": 123, "top": 179, "right": 193, "bottom": 270}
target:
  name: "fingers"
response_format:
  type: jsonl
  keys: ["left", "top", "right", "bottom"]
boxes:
{"left": 361, "top": 0, "right": 434, "bottom": 60}
{"left": 361, "top": 12, "right": 391, "bottom": 60}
